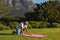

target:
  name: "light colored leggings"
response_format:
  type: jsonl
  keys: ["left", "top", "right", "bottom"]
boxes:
{"left": 16, "top": 29, "right": 21, "bottom": 35}
{"left": 16, "top": 28, "right": 26, "bottom": 35}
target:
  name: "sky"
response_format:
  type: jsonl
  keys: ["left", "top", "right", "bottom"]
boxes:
{"left": 32, "top": 0, "right": 48, "bottom": 3}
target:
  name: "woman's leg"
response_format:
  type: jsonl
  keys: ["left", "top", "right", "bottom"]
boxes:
{"left": 18, "top": 29, "right": 21, "bottom": 35}
{"left": 20, "top": 28, "right": 25, "bottom": 34}
{"left": 16, "top": 29, "right": 18, "bottom": 34}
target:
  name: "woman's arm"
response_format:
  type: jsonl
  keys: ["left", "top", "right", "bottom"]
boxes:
{"left": 26, "top": 26, "right": 28, "bottom": 33}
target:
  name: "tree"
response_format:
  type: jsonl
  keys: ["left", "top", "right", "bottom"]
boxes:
{"left": 25, "top": 1, "right": 60, "bottom": 27}
{"left": 38, "top": 1, "right": 60, "bottom": 27}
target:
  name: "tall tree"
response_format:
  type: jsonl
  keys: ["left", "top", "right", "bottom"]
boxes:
{"left": 25, "top": 1, "right": 60, "bottom": 27}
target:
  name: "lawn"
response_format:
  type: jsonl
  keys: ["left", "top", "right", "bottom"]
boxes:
{"left": 0, "top": 28, "right": 60, "bottom": 40}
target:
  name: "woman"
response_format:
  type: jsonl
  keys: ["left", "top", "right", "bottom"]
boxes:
{"left": 12, "top": 21, "right": 28, "bottom": 35}
{"left": 21, "top": 21, "right": 28, "bottom": 34}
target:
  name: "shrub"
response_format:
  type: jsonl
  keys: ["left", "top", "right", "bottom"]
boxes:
{"left": 42, "top": 22, "right": 50, "bottom": 28}
{"left": 53, "top": 23, "right": 60, "bottom": 28}
{"left": 56, "top": 24, "right": 60, "bottom": 28}
{"left": 0, "top": 23, "right": 9, "bottom": 30}
{"left": 28, "top": 24, "right": 32, "bottom": 29}
{"left": 29, "top": 21, "right": 49, "bottom": 28}
{"left": 9, "top": 22, "right": 19, "bottom": 29}
{"left": 18, "top": 16, "right": 26, "bottom": 22}
{"left": 29, "top": 21, "right": 40, "bottom": 28}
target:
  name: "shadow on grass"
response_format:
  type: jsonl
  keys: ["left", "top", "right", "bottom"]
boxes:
{"left": 0, "top": 33, "right": 13, "bottom": 35}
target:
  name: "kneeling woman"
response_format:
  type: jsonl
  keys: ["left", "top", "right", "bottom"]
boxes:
{"left": 13, "top": 21, "right": 28, "bottom": 35}
{"left": 21, "top": 21, "right": 28, "bottom": 34}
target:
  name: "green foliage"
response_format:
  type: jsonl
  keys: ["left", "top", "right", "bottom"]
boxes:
{"left": 1, "top": 1, "right": 60, "bottom": 29}
{"left": 56, "top": 23, "right": 60, "bottom": 28}
{"left": 25, "top": 1, "right": 60, "bottom": 22}
{"left": 18, "top": 16, "right": 26, "bottom": 22}
{"left": 8, "top": 22, "right": 19, "bottom": 29}
{"left": 25, "top": 1, "right": 60, "bottom": 27}
{"left": 53, "top": 23, "right": 60, "bottom": 28}
{"left": 38, "top": 1, "right": 60, "bottom": 23}
{"left": 29, "top": 21, "right": 49, "bottom": 28}
{"left": 0, "top": 23, "right": 9, "bottom": 30}
{"left": 29, "top": 21, "right": 40, "bottom": 28}
{"left": 28, "top": 24, "right": 32, "bottom": 29}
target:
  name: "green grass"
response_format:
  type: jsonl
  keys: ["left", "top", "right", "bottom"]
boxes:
{"left": 0, "top": 28, "right": 60, "bottom": 40}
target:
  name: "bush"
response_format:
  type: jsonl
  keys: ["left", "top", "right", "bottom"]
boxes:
{"left": 28, "top": 21, "right": 49, "bottom": 28}
{"left": 29, "top": 21, "right": 40, "bottom": 28}
{"left": 56, "top": 24, "right": 60, "bottom": 28}
{"left": 42, "top": 22, "right": 50, "bottom": 28}
{"left": 9, "top": 22, "right": 19, "bottom": 29}
{"left": 18, "top": 16, "right": 26, "bottom": 22}
{"left": 53, "top": 23, "right": 60, "bottom": 28}
{"left": 0, "top": 23, "right": 9, "bottom": 30}
{"left": 28, "top": 24, "right": 32, "bottom": 29}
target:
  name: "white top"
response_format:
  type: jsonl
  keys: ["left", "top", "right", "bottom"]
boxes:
{"left": 16, "top": 22, "right": 27, "bottom": 29}
{"left": 16, "top": 22, "right": 24, "bottom": 29}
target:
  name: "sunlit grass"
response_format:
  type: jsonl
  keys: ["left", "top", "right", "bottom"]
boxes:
{"left": 0, "top": 28, "right": 60, "bottom": 40}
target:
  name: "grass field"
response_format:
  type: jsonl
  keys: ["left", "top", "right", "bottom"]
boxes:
{"left": 0, "top": 28, "right": 60, "bottom": 40}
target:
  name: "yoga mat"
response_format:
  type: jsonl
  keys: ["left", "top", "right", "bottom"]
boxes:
{"left": 20, "top": 34, "right": 45, "bottom": 38}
